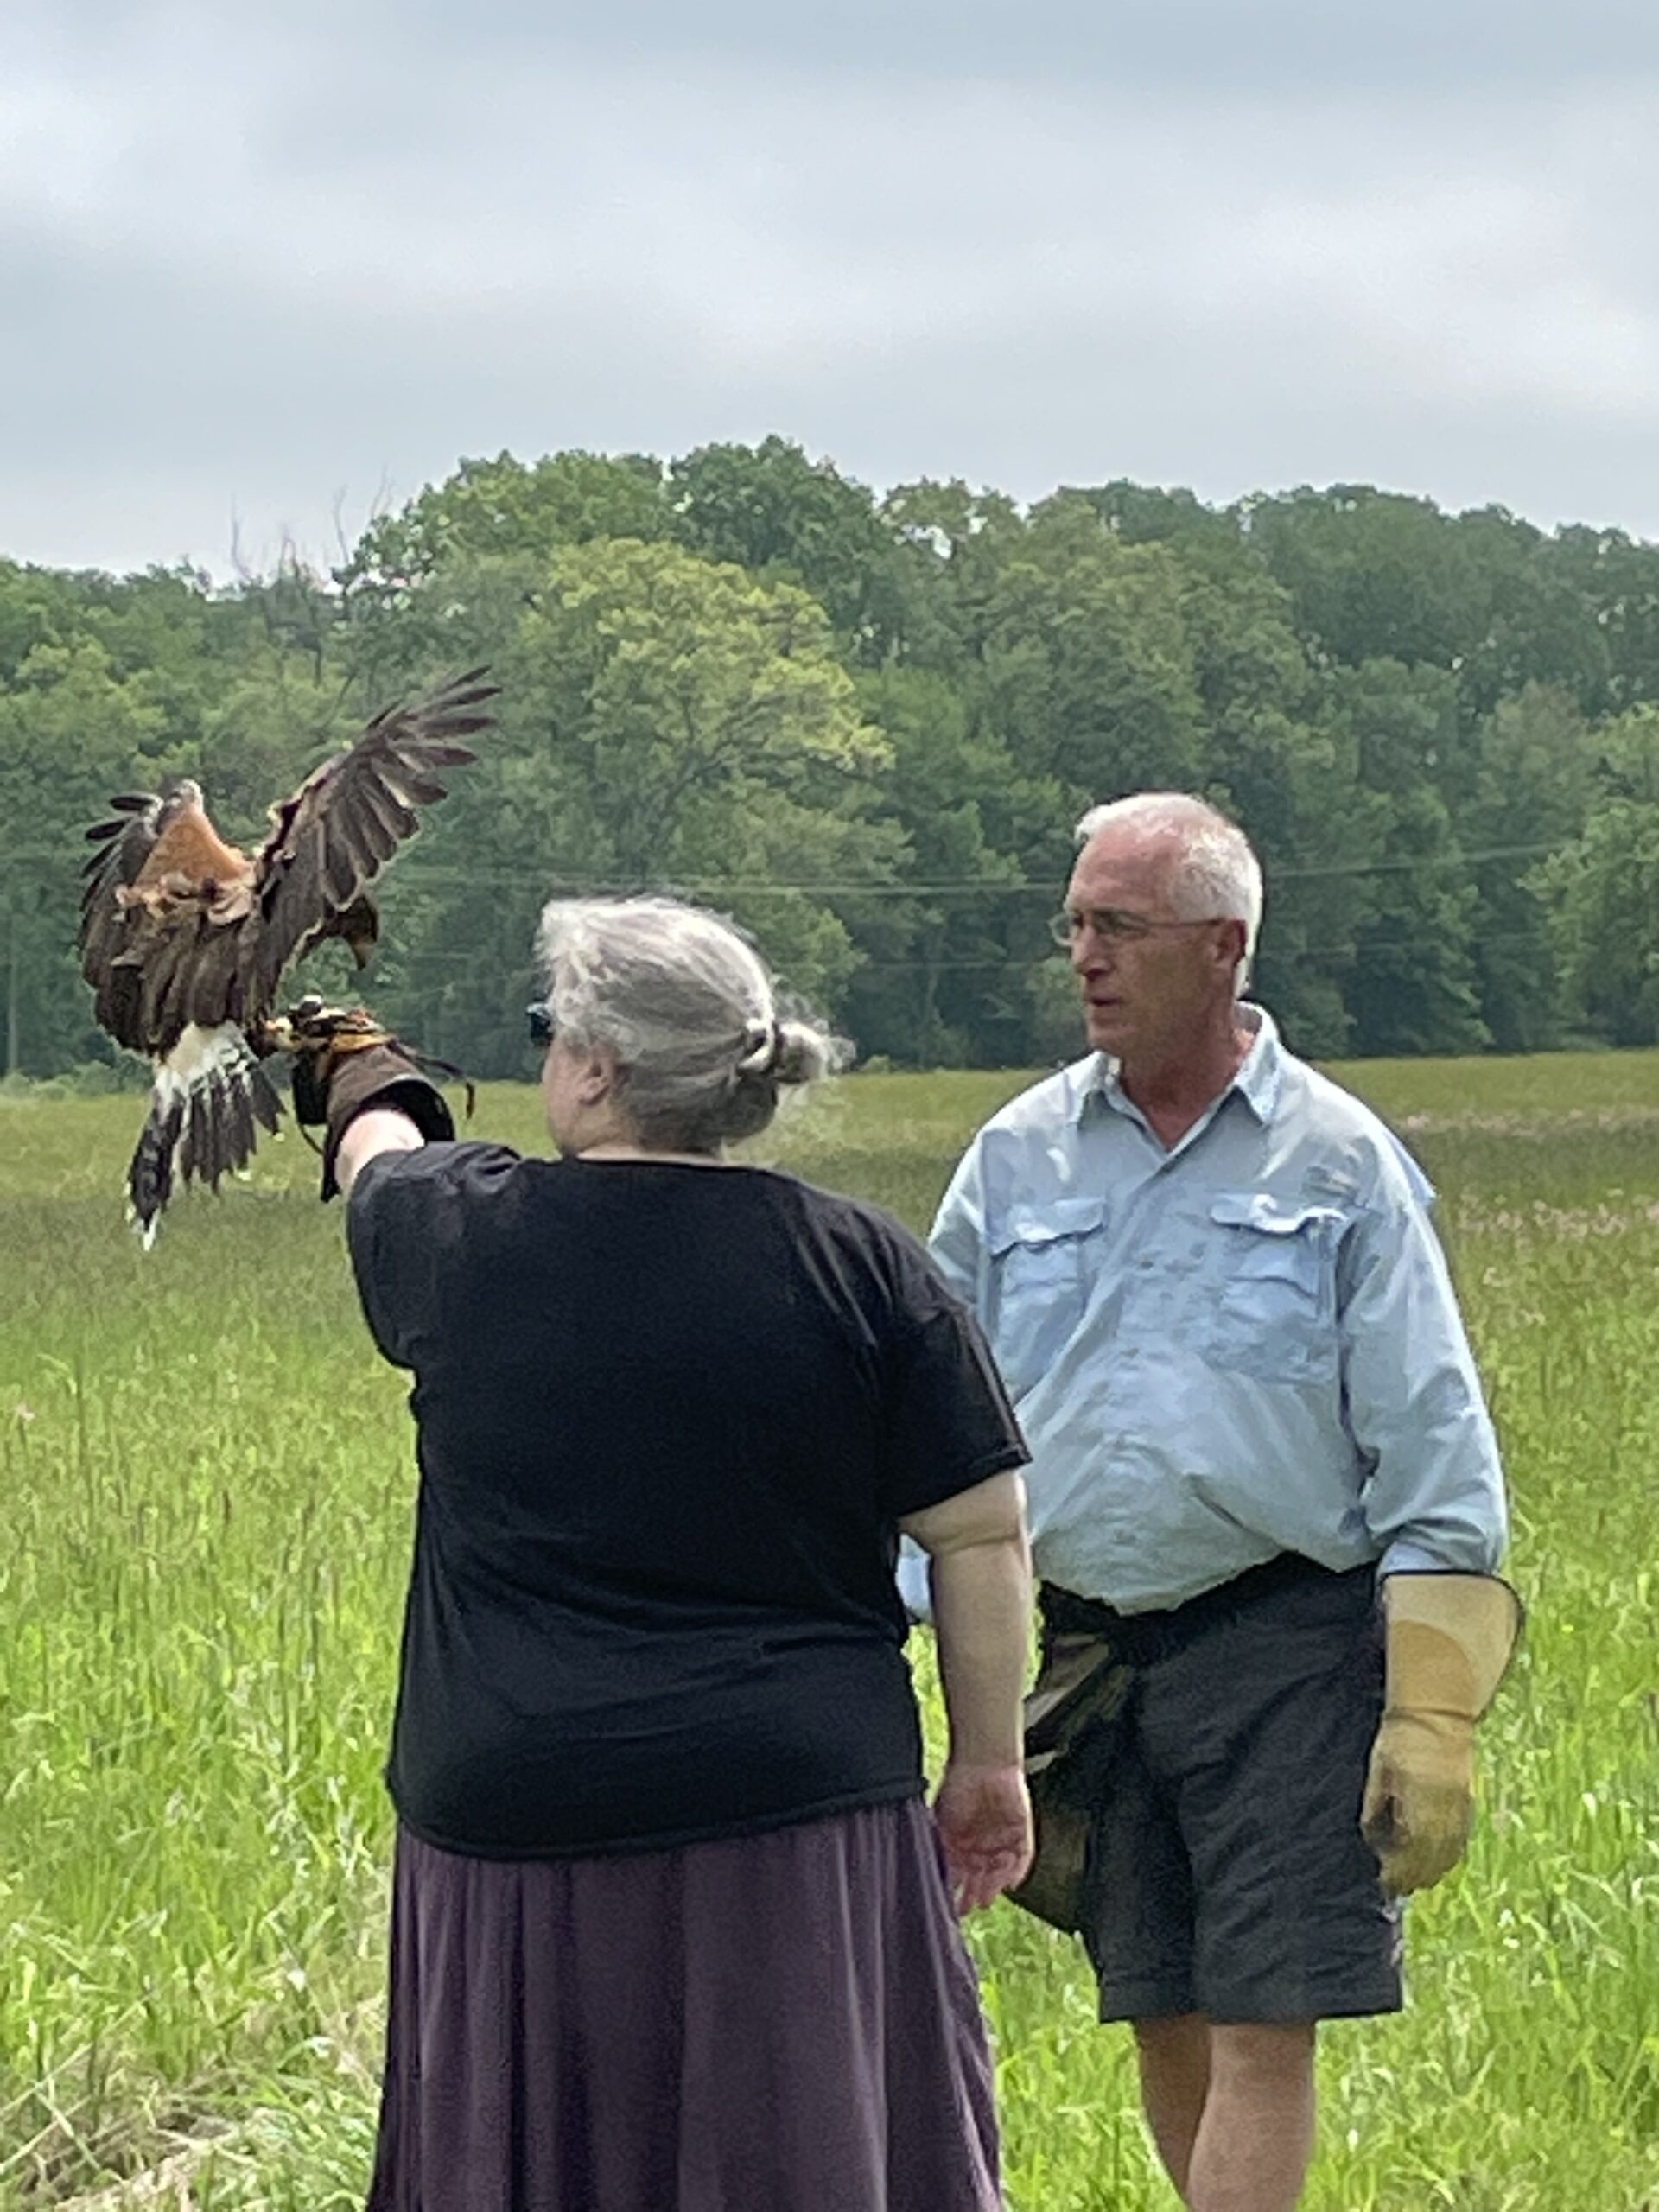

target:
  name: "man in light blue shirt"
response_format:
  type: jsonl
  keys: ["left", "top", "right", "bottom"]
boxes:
{"left": 927, "top": 794, "right": 1517, "bottom": 2212}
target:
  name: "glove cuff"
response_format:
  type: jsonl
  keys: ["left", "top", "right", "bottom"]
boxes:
{"left": 1380, "top": 1573, "right": 1522, "bottom": 1723}
{"left": 321, "top": 1049, "right": 456, "bottom": 1198}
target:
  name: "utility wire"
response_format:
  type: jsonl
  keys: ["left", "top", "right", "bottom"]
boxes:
{"left": 0, "top": 840, "right": 1569, "bottom": 891}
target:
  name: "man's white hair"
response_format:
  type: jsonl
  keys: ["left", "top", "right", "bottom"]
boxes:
{"left": 1073, "top": 792, "right": 1263, "bottom": 996}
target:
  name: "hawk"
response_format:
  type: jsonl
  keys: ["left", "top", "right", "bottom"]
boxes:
{"left": 79, "top": 667, "right": 496, "bottom": 1241}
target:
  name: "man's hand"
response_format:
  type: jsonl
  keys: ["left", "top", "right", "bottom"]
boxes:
{"left": 1360, "top": 1718, "right": 1475, "bottom": 1897}
{"left": 1361, "top": 1573, "right": 1522, "bottom": 1896}
{"left": 932, "top": 1759, "right": 1033, "bottom": 1916}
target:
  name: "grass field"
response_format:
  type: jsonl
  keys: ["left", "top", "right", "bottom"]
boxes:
{"left": 3, "top": 1058, "right": 1657, "bottom": 2209}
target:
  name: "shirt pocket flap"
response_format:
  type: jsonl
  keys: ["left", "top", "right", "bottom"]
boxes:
{"left": 1209, "top": 1192, "right": 1343, "bottom": 1287}
{"left": 1209, "top": 1191, "right": 1344, "bottom": 1236}
{"left": 991, "top": 1196, "right": 1108, "bottom": 1259}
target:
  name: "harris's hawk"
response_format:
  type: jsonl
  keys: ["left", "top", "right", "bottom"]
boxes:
{"left": 79, "top": 667, "right": 496, "bottom": 1241}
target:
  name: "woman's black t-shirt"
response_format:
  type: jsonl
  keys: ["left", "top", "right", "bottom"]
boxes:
{"left": 346, "top": 1144, "right": 1027, "bottom": 1859}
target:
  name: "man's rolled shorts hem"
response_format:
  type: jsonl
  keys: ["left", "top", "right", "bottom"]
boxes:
{"left": 1094, "top": 1974, "right": 1405, "bottom": 2027}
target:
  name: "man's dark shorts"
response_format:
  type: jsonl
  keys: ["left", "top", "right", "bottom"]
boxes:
{"left": 1056, "top": 1557, "right": 1403, "bottom": 2026}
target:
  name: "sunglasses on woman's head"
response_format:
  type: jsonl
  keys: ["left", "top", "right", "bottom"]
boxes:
{"left": 526, "top": 1002, "right": 555, "bottom": 1046}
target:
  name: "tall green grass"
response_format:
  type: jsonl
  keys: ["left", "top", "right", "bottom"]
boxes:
{"left": 2, "top": 1060, "right": 1656, "bottom": 2208}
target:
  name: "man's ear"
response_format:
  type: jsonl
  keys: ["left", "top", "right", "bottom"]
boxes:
{"left": 1217, "top": 918, "right": 1249, "bottom": 984}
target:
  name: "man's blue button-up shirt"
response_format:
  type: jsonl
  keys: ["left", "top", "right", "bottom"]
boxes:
{"left": 925, "top": 1007, "right": 1508, "bottom": 1615}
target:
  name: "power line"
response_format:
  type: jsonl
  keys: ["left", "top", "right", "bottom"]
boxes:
{"left": 362, "top": 839, "right": 1572, "bottom": 892}
{"left": 0, "top": 840, "right": 1566, "bottom": 893}
{"left": 385, "top": 938, "right": 1396, "bottom": 971}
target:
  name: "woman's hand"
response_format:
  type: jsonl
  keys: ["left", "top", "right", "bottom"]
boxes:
{"left": 933, "top": 1758, "right": 1033, "bottom": 1916}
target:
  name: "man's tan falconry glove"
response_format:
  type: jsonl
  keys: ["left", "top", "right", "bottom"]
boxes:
{"left": 1361, "top": 1573, "right": 1522, "bottom": 1897}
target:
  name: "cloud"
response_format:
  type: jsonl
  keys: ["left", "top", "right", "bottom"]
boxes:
{"left": 394, "top": 0, "right": 1659, "bottom": 96}
{"left": 4, "top": 1, "right": 1659, "bottom": 572}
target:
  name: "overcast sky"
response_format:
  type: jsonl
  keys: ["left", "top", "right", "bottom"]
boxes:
{"left": 6, "top": 1, "right": 1659, "bottom": 576}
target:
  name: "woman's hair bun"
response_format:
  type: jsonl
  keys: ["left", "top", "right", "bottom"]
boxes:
{"left": 771, "top": 1018, "right": 834, "bottom": 1089}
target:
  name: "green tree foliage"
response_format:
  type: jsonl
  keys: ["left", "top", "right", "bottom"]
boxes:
{"left": 879, "top": 477, "right": 1028, "bottom": 669}
{"left": 844, "top": 665, "right": 1060, "bottom": 1067}
{"left": 1463, "top": 686, "right": 1596, "bottom": 1051}
{"left": 1538, "top": 707, "right": 1659, "bottom": 1045}
{"left": 1316, "top": 661, "right": 1490, "bottom": 1057}
{"left": 336, "top": 452, "right": 671, "bottom": 695}
{"left": 341, "top": 451, "right": 670, "bottom": 594}
{"left": 1243, "top": 486, "right": 1491, "bottom": 674}
{"left": 668, "top": 436, "right": 911, "bottom": 662}
{"left": 983, "top": 497, "right": 1209, "bottom": 804}
{"left": 5, "top": 449, "right": 1659, "bottom": 1075}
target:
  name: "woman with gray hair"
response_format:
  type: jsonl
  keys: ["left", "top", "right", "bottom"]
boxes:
{"left": 288, "top": 894, "right": 1034, "bottom": 2212}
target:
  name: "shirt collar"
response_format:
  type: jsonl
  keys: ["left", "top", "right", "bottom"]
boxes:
{"left": 1073, "top": 1002, "right": 1285, "bottom": 1128}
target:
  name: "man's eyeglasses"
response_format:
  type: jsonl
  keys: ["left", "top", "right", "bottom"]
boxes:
{"left": 526, "top": 1002, "right": 556, "bottom": 1046}
{"left": 1048, "top": 906, "right": 1229, "bottom": 950}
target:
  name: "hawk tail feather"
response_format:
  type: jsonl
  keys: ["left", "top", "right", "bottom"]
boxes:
{"left": 128, "top": 1025, "right": 283, "bottom": 1246}
{"left": 129, "top": 1094, "right": 185, "bottom": 1247}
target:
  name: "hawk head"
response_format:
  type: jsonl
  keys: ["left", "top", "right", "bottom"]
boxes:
{"left": 157, "top": 776, "right": 206, "bottom": 820}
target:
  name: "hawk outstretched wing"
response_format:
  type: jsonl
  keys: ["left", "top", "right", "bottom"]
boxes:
{"left": 79, "top": 793, "right": 165, "bottom": 1052}
{"left": 246, "top": 667, "right": 497, "bottom": 1008}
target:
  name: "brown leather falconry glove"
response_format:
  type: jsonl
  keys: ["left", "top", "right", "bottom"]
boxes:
{"left": 277, "top": 995, "right": 456, "bottom": 1198}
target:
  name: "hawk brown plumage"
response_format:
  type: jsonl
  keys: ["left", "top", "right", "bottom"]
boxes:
{"left": 78, "top": 667, "right": 496, "bottom": 1241}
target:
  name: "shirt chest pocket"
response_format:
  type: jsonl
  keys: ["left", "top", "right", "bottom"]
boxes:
{"left": 988, "top": 1196, "right": 1108, "bottom": 1399}
{"left": 1199, "top": 1192, "right": 1344, "bottom": 1385}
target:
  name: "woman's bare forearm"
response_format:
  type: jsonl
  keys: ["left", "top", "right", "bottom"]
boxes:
{"left": 900, "top": 1471, "right": 1032, "bottom": 1769}
{"left": 930, "top": 1529, "right": 1032, "bottom": 1766}
{"left": 337, "top": 1106, "right": 425, "bottom": 1198}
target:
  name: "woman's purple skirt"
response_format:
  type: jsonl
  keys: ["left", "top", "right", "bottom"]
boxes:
{"left": 365, "top": 1796, "right": 1002, "bottom": 2211}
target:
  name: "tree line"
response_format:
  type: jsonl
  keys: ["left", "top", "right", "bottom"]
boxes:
{"left": 3, "top": 438, "right": 1657, "bottom": 1080}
